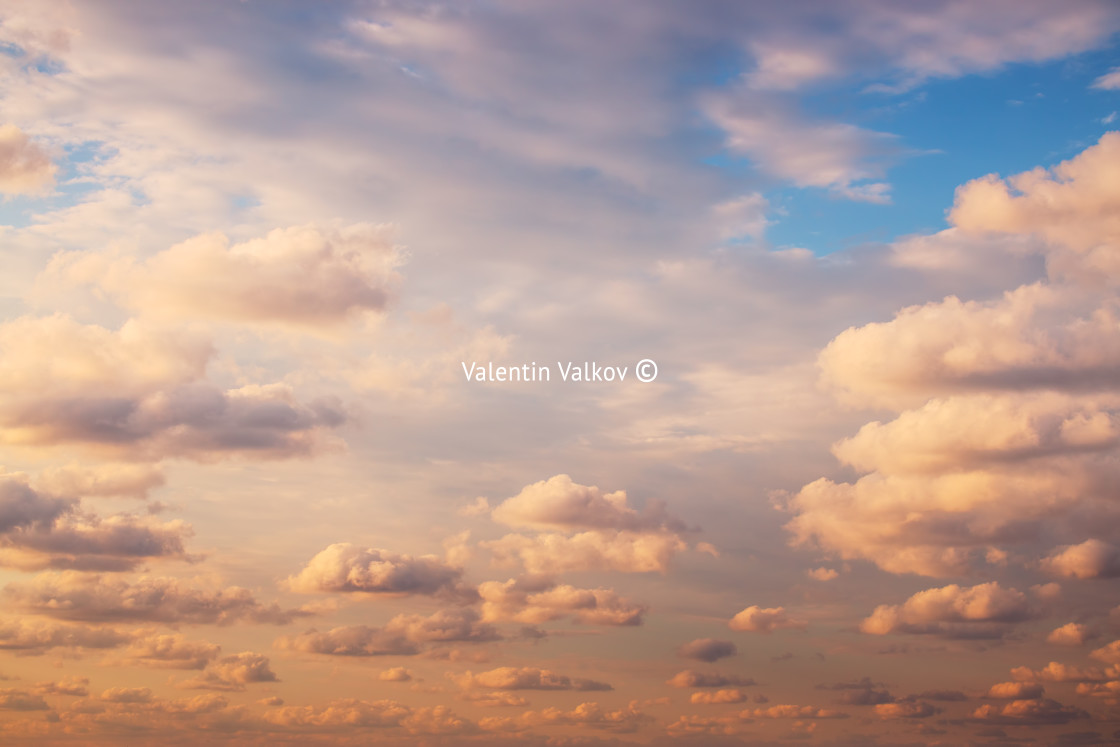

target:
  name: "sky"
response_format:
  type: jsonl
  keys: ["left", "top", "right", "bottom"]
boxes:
{"left": 0, "top": 1, "right": 1119, "bottom": 745}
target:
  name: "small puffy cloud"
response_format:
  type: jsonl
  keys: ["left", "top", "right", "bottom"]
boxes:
{"left": 454, "top": 667, "right": 611, "bottom": 692}
{"left": 1011, "top": 661, "right": 1108, "bottom": 683}
{"left": 278, "top": 607, "right": 499, "bottom": 657}
{"left": 379, "top": 667, "right": 412, "bottom": 682}
{"left": 807, "top": 567, "right": 838, "bottom": 581}
{"left": 3, "top": 571, "right": 302, "bottom": 625}
{"left": 988, "top": 681, "right": 1045, "bottom": 699}
{"left": 0, "top": 689, "right": 50, "bottom": 711}
{"left": 0, "top": 617, "right": 133, "bottom": 654}
{"left": 728, "top": 606, "right": 805, "bottom": 634}
{"left": 491, "top": 475, "right": 677, "bottom": 532}
{"left": 122, "top": 633, "right": 222, "bottom": 669}
{"left": 1090, "top": 639, "right": 1120, "bottom": 665}
{"left": 100, "top": 686, "right": 155, "bottom": 704}
{"left": 691, "top": 689, "right": 748, "bottom": 705}
{"left": 457, "top": 497, "right": 489, "bottom": 517}
{"left": 45, "top": 224, "right": 402, "bottom": 328}
{"left": 514, "top": 701, "right": 652, "bottom": 733}
{"left": 0, "top": 124, "right": 54, "bottom": 194}
{"left": 677, "top": 638, "right": 737, "bottom": 663}
{"left": 667, "top": 670, "right": 757, "bottom": 689}
{"left": 180, "top": 652, "right": 278, "bottom": 691}
{"left": 33, "top": 676, "right": 89, "bottom": 697}
{"left": 484, "top": 529, "right": 687, "bottom": 574}
{"left": 1048, "top": 623, "right": 1092, "bottom": 646}
{"left": 747, "top": 704, "right": 848, "bottom": 719}
{"left": 286, "top": 543, "right": 469, "bottom": 598}
{"left": 873, "top": 701, "right": 939, "bottom": 719}
{"left": 860, "top": 582, "right": 1036, "bottom": 638}
{"left": 478, "top": 576, "right": 646, "bottom": 626}
{"left": 818, "top": 679, "right": 895, "bottom": 706}
{"left": 1042, "top": 540, "right": 1120, "bottom": 579}
{"left": 971, "top": 698, "right": 1088, "bottom": 725}
{"left": 262, "top": 698, "right": 410, "bottom": 729}
{"left": 1093, "top": 67, "right": 1120, "bottom": 90}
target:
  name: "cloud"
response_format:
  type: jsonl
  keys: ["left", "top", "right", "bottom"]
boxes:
{"left": 453, "top": 667, "right": 611, "bottom": 692}
{"left": 45, "top": 224, "right": 402, "bottom": 328}
{"left": 0, "top": 124, "right": 54, "bottom": 194}
{"left": 379, "top": 667, "right": 412, "bottom": 682}
{"left": 1093, "top": 67, "right": 1120, "bottom": 90}
{"left": 491, "top": 474, "right": 679, "bottom": 532}
{"left": 791, "top": 135, "right": 1120, "bottom": 579}
{"left": 286, "top": 543, "right": 469, "bottom": 598}
{"left": 972, "top": 698, "right": 1088, "bottom": 725}
{"left": 677, "top": 638, "right": 738, "bottom": 663}
{"left": 728, "top": 605, "right": 806, "bottom": 634}
{"left": 950, "top": 131, "right": 1120, "bottom": 274}
{"left": 1042, "top": 540, "right": 1120, "bottom": 579}
{"left": 33, "top": 676, "right": 90, "bottom": 697}
{"left": 1090, "top": 639, "right": 1120, "bottom": 665}
{"left": 121, "top": 633, "right": 222, "bottom": 669}
{"left": 818, "top": 678, "right": 896, "bottom": 706}
{"left": 0, "top": 617, "right": 133, "bottom": 654}
{"left": 705, "top": 94, "right": 898, "bottom": 203}
{"left": 807, "top": 567, "right": 838, "bottom": 581}
{"left": 690, "top": 688, "right": 748, "bottom": 705}
{"left": 3, "top": 571, "right": 303, "bottom": 625}
{"left": 484, "top": 529, "right": 688, "bottom": 574}
{"left": 179, "top": 652, "right": 278, "bottom": 691}
{"left": 860, "top": 582, "right": 1038, "bottom": 637}
{"left": 278, "top": 607, "right": 500, "bottom": 657}
{"left": 0, "top": 315, "right": 345, "bottom": 459}
{"left": 747, "top": 704, "right": 848, "bottom": 719}
{"left": 512, "top": 701, "right": 651, "bottom": 732}
{"left": 988, "top": 681, "right": 1045, "bottom": 699}
{"left": 34, "top": 463, "right": 166, "bottom": 500}
{"left": 478, "top": 576, "right": 646, "bottom": 626}
{"left": 1012, "top": 661, "right": 1110, "bottom": 683}
{"left": 0, "top": 689, "right": 50, "bottom": 711}
{"left": 261, "top": 698, "right": 411, "bottom": 729}
{"left": 667, "top": 670, "right": 757, "bottom": 689}
{"left": 1048, "top": 623, "right": 1093, "bottom": 646}
{"left": 873, "top": 701, "right": 940, "bottom": 719}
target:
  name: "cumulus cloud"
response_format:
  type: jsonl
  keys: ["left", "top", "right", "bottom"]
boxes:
{"left": 1011, "top": 661, "right": 1110, "bottom": 683}
{"left": 988, "top": 681, "right": 1045, "bottom": 699}
{"left": 379, "top": 667, "right": 412, "bottom": 682}
{"left": 3, "top": 571, "right": 303, "bottom": 625}
{"left": 44, "top": 224, "right": 402, "bottom": 328}
{"left": 0, "top": 124, "right": 54, "bottom": 194}
{"left": 971, "top": 698, "right": 1088, "bottom": 725}
{"left": 677, "top": 638, "right": 738, "bottom": 663}
{"left": 728, "top": 605, "right": 806, "bottom": 634}
{"left": 478, "top": 576, "right": 646, "bottom": 626}
{"left": 286, "top": 543, "right": 470, "bottom": 598}
{"left": 747, "top": 704, "right": 848, "bottom": 719}
{"left": 179, "top": 652, "right": 278, "bottom": 691}
{"left": 0, "top": 617, "right": 133, "bottom": 654}
{"left": 1042, "top": 539, "right": 1120, "bottom": 579}
{"left": 278, "top": 607, "right": 499, "bottom": 657}
{"left": 484, "top": 529, "right": 687, "bottom": 574}
{"left": 491, "top": 475, "right": 679, "bottom": 532}
{"left": 667, "top": 670, "right": 757, "bottom": 689}
{"left": 452, "top": 667, "right": 612, "bottom": 692}
{"left": 0, "top": 689, "right": 50, "bottom": 711}
{"left": 873, "top": 701, "right": 939, "bottom": 719}
{"left": 121, "top": 633, "right": 222, "bottom": 669}
{"left": 1047, "top": 623, "right": 1093, "bottom": 646}
{"left": 33, "top": 676, "right": 90, "bottom": 697}
{"left": 509, "top": 701, "right": 651, "bottom": 732}
{"left": 690, "top": 688, "right": 748, "bottom": 705}
{"left": 859, "top": 582, "right": 1038, "bottom": 638}
{"left": 0, "top": 315, "right": 346, "bottom": 459}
